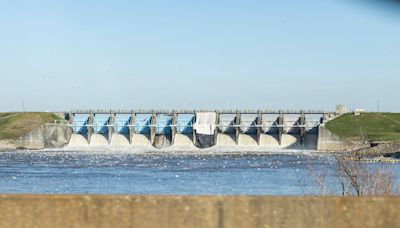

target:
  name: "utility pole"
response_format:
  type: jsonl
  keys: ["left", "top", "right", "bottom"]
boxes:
{"left": 377, "top": 100, "right": 380, "bottom": 113}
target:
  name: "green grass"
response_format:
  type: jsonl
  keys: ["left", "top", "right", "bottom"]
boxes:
{"left": 325, "top": 113, "right": 400, "bottom": 142}
{"left": 0, "top": 112, "right": 63, "bottom": 140}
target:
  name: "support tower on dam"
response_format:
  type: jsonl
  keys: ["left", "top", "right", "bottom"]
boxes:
{"left": 66, "top": 109, "right": 330, "bottom": 149}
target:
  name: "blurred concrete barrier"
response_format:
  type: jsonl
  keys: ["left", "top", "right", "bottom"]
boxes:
{"left": 0, "top": 195, "right": 399, "bottom": 228}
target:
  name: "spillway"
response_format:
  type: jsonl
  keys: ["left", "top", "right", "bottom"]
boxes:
{"left": 153, "top": 135, "right": 171, "bottom": 148}
{"left": 67, "top": 134, "right": 88, "bottom": 146}
{"left": 280, "top": 134, "right": 301, "bottom": 148}
{"left": 132, "top": 134, "right": 151, "bottom": 146}
{"left": 259, "top": 134, "right": 280, "bottom": 148}
{"left": 173, "top": 134, "right": 195, "bottom": 147}
{"left": 90, "top": 134, "right": 109, "bottom": 146}
{"left": 66, "top": 110, "right": 326, "bottom": 150}
{"left": 216, "top": 134, "right": 236, "bottom": 146}
{"left": 110, "top": 134, "right": 130, "bottom": 146}
{"left": 237, "top": 134, "right": 258, "bottom": 146}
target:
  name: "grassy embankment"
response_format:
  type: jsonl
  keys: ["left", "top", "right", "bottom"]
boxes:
{"left": 325, "top": 113, "right": 400, "bottom": 143}
{"left": 0, "top": 112, "right": 62, "bottom": 140}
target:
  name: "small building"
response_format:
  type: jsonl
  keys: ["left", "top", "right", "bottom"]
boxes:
{"left": 335, "top": 105, "right": 348, "bottom": 115}
{"left": 354, "top": 109, "right": 365, "bottom": 116}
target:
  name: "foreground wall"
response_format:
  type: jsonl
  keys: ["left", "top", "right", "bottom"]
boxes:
{"left": 0, "top": 195, "right": 399, "bottom": 228}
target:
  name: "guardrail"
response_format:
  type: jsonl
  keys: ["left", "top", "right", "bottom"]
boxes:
{"left": 68, "top": 122, "right": 321, "bottom": 129}
{"left": 70, "top": 109, "right": 329, "bottom": 114}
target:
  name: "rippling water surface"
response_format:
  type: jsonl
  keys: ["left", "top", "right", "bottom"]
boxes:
{"left": 0, "top": 150, "right": 398, "bottom": 195}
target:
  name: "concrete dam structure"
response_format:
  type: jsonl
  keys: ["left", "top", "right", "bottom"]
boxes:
{"left": 66, "top": 110, "right": 329, "bottom": 150}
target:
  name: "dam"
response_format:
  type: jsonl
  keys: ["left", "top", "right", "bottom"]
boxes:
{"left": 66, "top": 110, "right": 331, "bottom": 150}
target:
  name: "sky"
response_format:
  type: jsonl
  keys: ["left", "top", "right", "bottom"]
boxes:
{"left": 0, "top": 0, "right": 399, "bottom": 112}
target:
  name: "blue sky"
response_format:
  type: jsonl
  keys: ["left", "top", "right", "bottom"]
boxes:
{"left": 0, "top": 0, "right": 399, "bottom": 112}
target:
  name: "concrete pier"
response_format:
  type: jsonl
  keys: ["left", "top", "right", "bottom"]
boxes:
{"left": 129, "top": 111, "right": 135, "bottom": 144}
{"left": 235, "top": 110, "right": 241, "bottom": 145}
{"left": 256, "top": 110, "right": 262, "bottom": 145}
{"left": 299, "top": 111, "right": 306, "bottom": 145}
{"left": 278, "top": 111, "right": 284, "bottom": 145}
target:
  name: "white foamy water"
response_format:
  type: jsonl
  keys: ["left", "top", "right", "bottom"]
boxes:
{"left": 132, "top": 133, "right": 151, "bottom": 146}
{"left": 173, "top": 134, "right": 195, "bottom": 147}
{"left": 238, "top": 134, "right": 258, "bottom": 146}
{"left": 67, "top": 134, "right": 88, "bottom": 146}
{"left": 258, "top": 134, "right": 280, "bottom": 148}
{"left": 216, "top": 134, "right": 236, "bottom": 146}
{"left": 110, "top": 134, "right": 130, "bottom": 146}
{"left": 67, "top": 132, "right": 318, "bottom": 152}
{"left": 280, "top": 134, "right": 300, "bottom": 148}
{"left": 90, "top": 134, "right": 109, "bottom": 146}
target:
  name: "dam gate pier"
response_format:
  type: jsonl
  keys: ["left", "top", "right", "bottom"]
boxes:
{"left": 66, "top": 110, "right": 331, "bottom": 149}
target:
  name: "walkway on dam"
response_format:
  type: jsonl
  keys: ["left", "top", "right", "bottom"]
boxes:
{"left": 0, "top": 113, "right": 20, "bottom": 120}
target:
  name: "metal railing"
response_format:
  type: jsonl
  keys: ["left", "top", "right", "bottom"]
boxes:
{"left": 69, "top": 122, "right": 321, "bottom": 130}
{"left": 70, "top": 109, "right": 329, "bottom": 115}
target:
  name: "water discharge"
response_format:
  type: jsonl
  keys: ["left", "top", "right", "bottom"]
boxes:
{"left": 89, "top": 134, "right": 108, "bottom": 146}
{"left": 67, "top": 132, "right": 318, "bottom": 150}
{"left": 67, "top": 134, "right": 88, "bottom": 146}
{"left": 238, "top": 134, "right": 258, "bottom": 146}
{"left": 132, "top": 134, "right": 151, "bottom": 146}
{"left": 258, "top": 134, "right": 281, "bottom": 148}
{"left": 281, "top": 134, "right": 300, "bottom": 148}
{"left": 110, "top": 134, "right": 130, "bottom": 146}
{"left": 216, "top": 134, "right": 236, "bottom": 146}
{"left": 173, "top": 134, "right": 195, "bottom": 147}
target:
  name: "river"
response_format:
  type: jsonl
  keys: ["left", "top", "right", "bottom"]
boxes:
{"left": 0, "top": 150, "right": 398, "bottom": 195}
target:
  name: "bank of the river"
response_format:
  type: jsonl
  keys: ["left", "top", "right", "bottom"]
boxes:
{"left": 325, "top": 112, "right": 400, "bottom": 143}
{"left": 0, "top": 112, "right": 62, "bottom": 139}
{"left": 323, "top": 113, "right": 400, "bottom": 157}
{"left": 0, "top": 112, "right": 67, "bottom": 149}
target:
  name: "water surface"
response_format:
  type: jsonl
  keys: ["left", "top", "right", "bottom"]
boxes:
{"left": 0, "top": 150, "right": 398, "bottom": 195}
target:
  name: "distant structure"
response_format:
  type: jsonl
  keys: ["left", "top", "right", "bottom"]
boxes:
{"left": 335, "top": 105, "right": 348, "bottom": 115}
{"left": 354, "top": 109, "right": 365, "bottom": 116}
{"left": 65, "top": 109, "right": 334, "bottom": 150}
